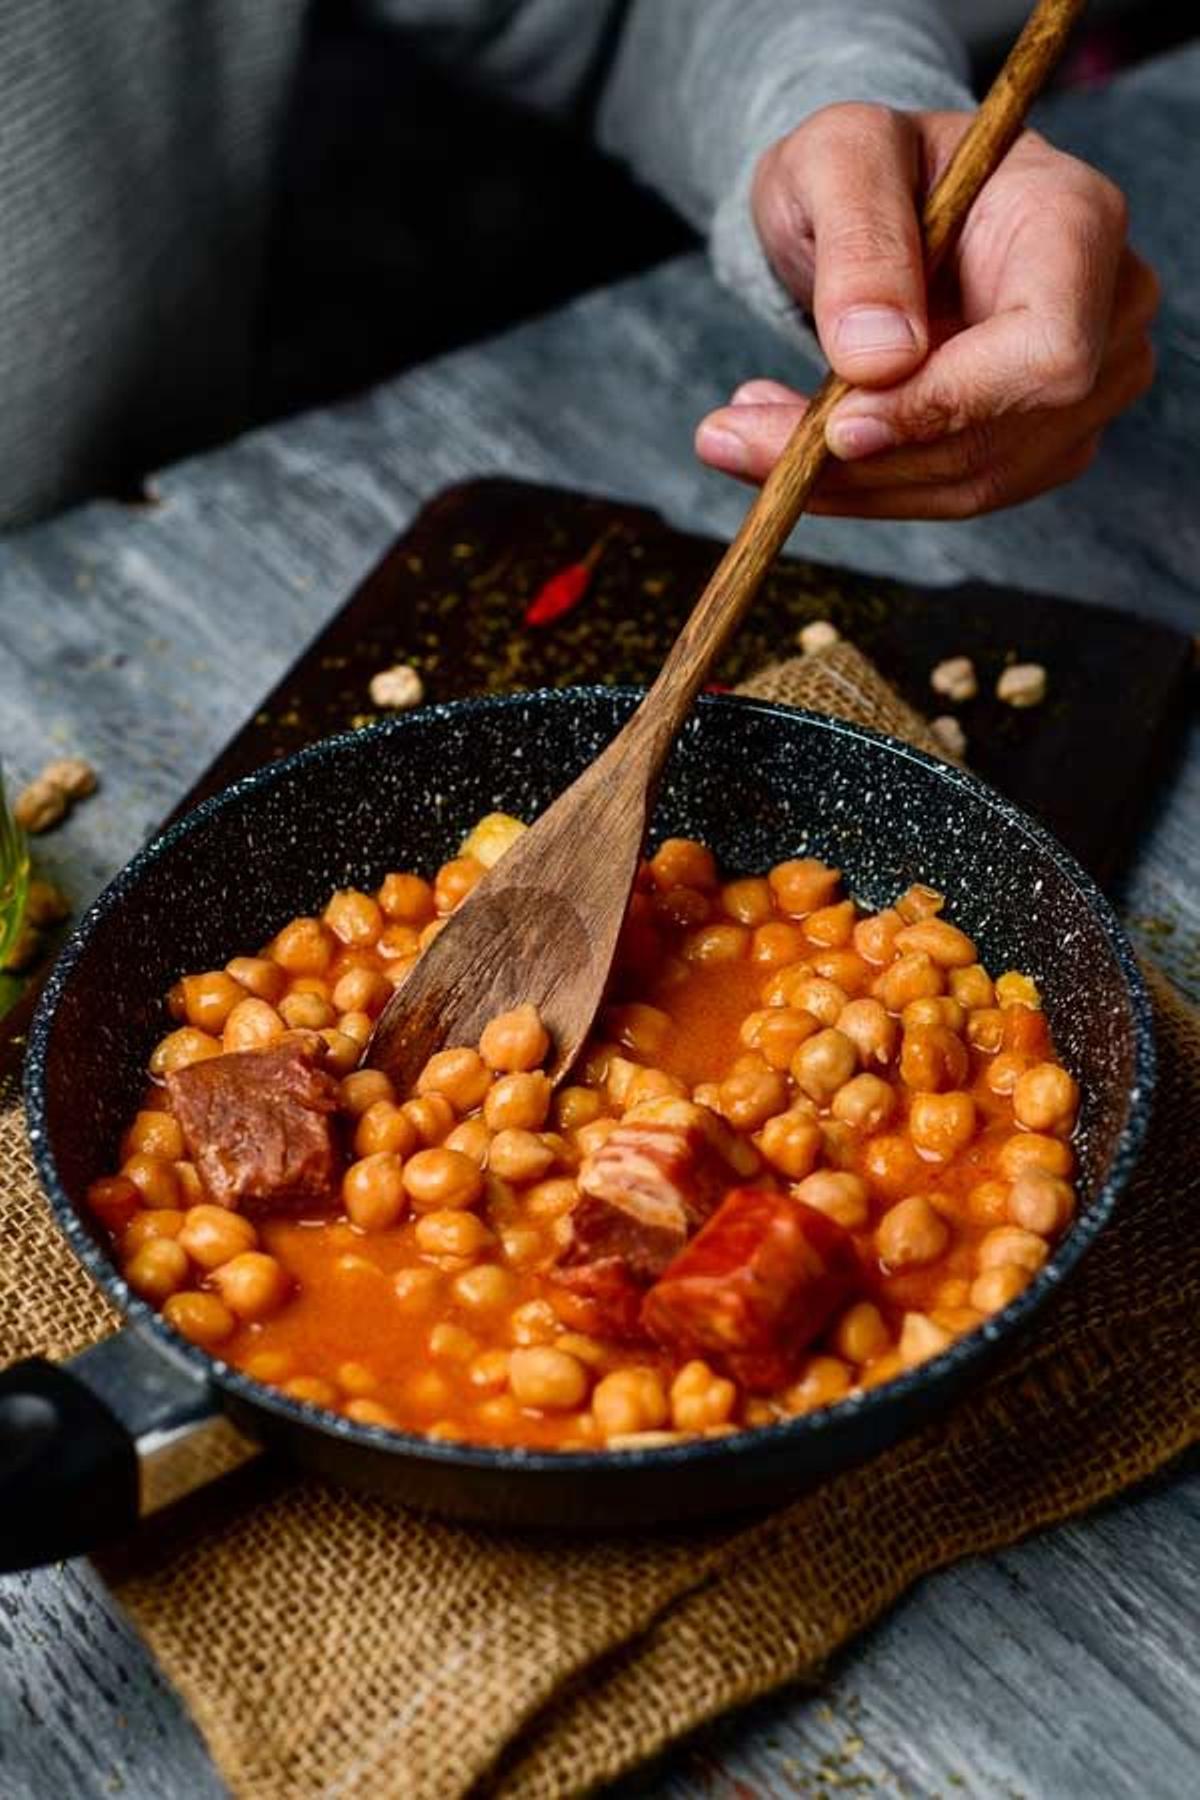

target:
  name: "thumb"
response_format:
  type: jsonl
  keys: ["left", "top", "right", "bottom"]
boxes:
{"left": 785, "top": 104, "right": 929, "bottom": 386}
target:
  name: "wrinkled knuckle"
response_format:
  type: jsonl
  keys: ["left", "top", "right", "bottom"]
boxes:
{"left": 824, "top": 214, "right": 914, "bottom": 273}
{"left": 814, "top": 100, "right": 895, "bottom": 150}
{"left": 1036, "top": 321, "right": 1097, "bottom": 407}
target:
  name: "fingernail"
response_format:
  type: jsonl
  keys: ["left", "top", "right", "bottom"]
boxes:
{"left": 696, "top": 421, "right": 749, "bottom": 472}
{"left": 731, "top": 379, "right": 794, "bottom": 407}
{"left": 834, "top": 306, "right": 917, "bottom": 358}
{"left": 826, "top": 414, "right": 896, "bottom": 460}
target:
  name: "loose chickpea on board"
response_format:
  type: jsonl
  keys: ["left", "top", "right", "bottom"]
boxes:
{"left": 89, "top": 826, "right": 1082, "bottom": 1450}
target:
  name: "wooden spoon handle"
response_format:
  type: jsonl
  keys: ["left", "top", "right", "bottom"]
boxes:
{"left": 633, "top": 0, "right": 1088, "bottom": 752}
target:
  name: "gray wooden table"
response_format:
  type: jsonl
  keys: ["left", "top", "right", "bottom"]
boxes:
{"left": 1, "top": 46, "right": 1198, "bottom": 1800}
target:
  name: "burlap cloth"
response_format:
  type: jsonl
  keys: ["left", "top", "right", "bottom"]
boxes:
{"left": 2, "top": 643, "right": 1197, "bottom": 1800}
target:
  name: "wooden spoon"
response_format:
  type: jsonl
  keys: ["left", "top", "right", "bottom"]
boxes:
{"left": 368, "top": 0, "right": 1087, "bottom": 1091}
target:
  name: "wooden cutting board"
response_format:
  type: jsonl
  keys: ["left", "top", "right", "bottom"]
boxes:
{"left": 182, "top": 476, "right": 1193, "bottom": 882}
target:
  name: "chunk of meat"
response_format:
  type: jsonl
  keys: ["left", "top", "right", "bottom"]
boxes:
{"left": 641, "top": 1188, "right": 860, "bottom": 1391}
{"left": 166, "top": 1033, "right": 342, "bottom": 1217}
{"left": 565, "top": 1117, "right": 738, "bottom": 1283}
{"left": 551, "top": 1258, "right": 649, "bottom": 1343}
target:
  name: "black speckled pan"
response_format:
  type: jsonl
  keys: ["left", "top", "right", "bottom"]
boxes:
{"left": 6, "top": 689, "right": 1154, "bottom": 1559}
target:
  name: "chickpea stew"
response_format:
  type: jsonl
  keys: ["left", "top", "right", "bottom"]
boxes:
{"left": 87, "top": 815, "right": 1081, "bottom": 1452}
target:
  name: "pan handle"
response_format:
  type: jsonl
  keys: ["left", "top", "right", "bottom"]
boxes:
{"left": 0, "top": 1328, "right": 259, "bottom": 1572}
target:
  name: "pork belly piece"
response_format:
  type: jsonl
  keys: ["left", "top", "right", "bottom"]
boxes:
{"left": 564, "top": 1113, "right": 738, "bottom": 1283}
{"left": 166, "top": 1032, "right": 342, "bottom": 1217}
{"left": 641, "top": 1188, "right": 859, "bottom": 1391}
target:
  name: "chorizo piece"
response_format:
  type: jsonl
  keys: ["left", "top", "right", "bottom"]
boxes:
{"left": 641, "top": 1188, "right": 859, "bottom": 1391}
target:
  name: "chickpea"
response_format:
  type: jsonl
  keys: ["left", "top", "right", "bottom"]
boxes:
{"left": 831, "top": 1072, "right": 896, "bottom": 1132}
{"left": 122, "top": 1110, "right": 185, "bottom": 1163}
{"left": 86, "top": 1175, "right": 142, "bottom": 1237}
{"left": 345, "top": 1398, "right": 398, "bottom": 1429}
{"left": 900, "top": 1024, "right": 969, "bottom": 1093}
{"left": 212, "top": 1251, "right": 290, "bottom": 1321}
{"left": 428, "top": 1321, "right": 479, "bottom": 1362}
{"left": 836, "top": 998, "right": 897, "bottom": 1069}
{"left": 499, "top": 1223, "right": 546, "bottom": 1269}
{"left": 223, "top": 997, "right": 285, "bottom": 1053}
{"left": 400, "top": 1147, "right": 482, "bottom": 1213}
{"left": 1012, "top": 1062, "right": 1080, "bottom": 1135}
{"left": 509, "top": 1298, "right": 560, "bottom": 1344}
{"left": 690, "top": 1084, "right": 721, "bottom": 1114}
{"left": 319, "top": 1029, "right": 362, "bottom": 1075}
{"left": 592, "top": 1368, "right": 669, "bottom": 1437}
{"left": 175, "top": 1164, "right": 203, "bottom": 1205}
{"left": 967, "top": 1179, "right": 1010, "bottom": 1226}
{"left": 873, "top": 952, "right": 944, "bottom": 1012}
{"left": 898, "top": 1312, "right": 952, "bottom": 1368}
{"left": 398, "top": 1094, "right": 454, "bottom": 1148}
{"left": 740, "top": 1006, "right": 819, "bottom": 1071}
{"left": 720, "top": 876, "right": 774, "bottom": 927}
{"left": 648, "top": 838, "right": 717, "bottom": 891}
{"left": 417, "top": 1045, "right": 492, "bottom": 1113}
{"left": 574, "top": 1117, "right": 619, "bottom": 1158}
{"left": 682, "top": 921, "right": 750, "bottom": 965}
{"left": 853, "top": 908, "right": 902, "bottom": 965}
{"left": 179, "top": 971, "right": 245, "bottom": 1034}
{"left": 149, "top": 1027, "right": 222, "bottom": 1075}
{"left": 271, "top": 917, "right": 335, "bottom": 976}
{"left": 833, "top": 1301, "right": 890, "bottom": 1365}
{"left": 861, "top": 1131, "right": 925, "bottom": 1202}
{"left": 803, "top": 900, "right": 856, "bottom": 949}
{"left": 524, "top": 1177, "right": 579, "bottom": 1222}
{"left": 354, "top": 1100, "right": 418, "bottom": 1159}
{"left": 908, "top": 1091, "right": 977, "bottom": 1161}
{"left": 476, "top": 1392, "right": 521, "bottom": 1430}
{"left": 444, "top": 1116, "right": 493, "bottom": 1167}
{"left": 995, "top": 971, "right": 1041, "bottom": 1010}
{"left": 794, "top": 1170, "right": 869, "bottom": 1230}
{"left": 1008, "top": 1169, "right": 1075, "bottom": 1237}
{"left": 337, "top": 1069, "right": 393, "bottom": 1117}
{"left": 820, "top": 1118, "right": 859, "bottom": 1171}
{"left": 784, "top": 1355, "right": 853, "bottom": 1413}
{"left": 279, "top": 991, "right": 337, "bottom": 1030}
{"left": 654, "top": 884, "right": 711, "bottom": 931}
{"left": 554, "top": 1332, "right": 608, "bottom": 1370}
{"left": 624, "top": 1068, "right": 687, "bottom": 1110}
{"left": 433, "top": 855, "right": 484, "bottom": 915}
{"left": 950, "top": 964, "right": 994, "bottom": 1010}
{"left": 784, "top": 974, "right": 847, "bottom": 1028}
{"left": 603, "top": 1002, "right": 672, "bottom": 1059}
{"left": 377, "top": 924, "right": 421, "bottom": 966}
{"left": 670, "top": 1360, "right": 737, "bottom": 1432}
{"left": 977, "top": 1226, "right": 1049, "bottom": 1275}
{"left": 331, "top": 966, "right": 391, "bottom": 1016}
{"left": 479, "top": 1003, "right": 550, "bottom": 1073}
{"left": 859, "top": 1349, "right": 905, "bottom": 1391}
{"left": 177, "top": 1204, "right": 258, "bottom": 1270}
{"left": 120, "top": 1209, "right": 186, "bottom": 1257}
{"left": 467, "top": 1348, "right": 512, "bottom": 1392}
{"left": 969, "top": 1263, "right": 1031, "bottom": 1314}
{"left": 986, "top": 1050, "right": 1030, "bottom": 1097}
{"left": 283, "top": 1376, "right": 339, "bottom": 1408}
{"left": 226, "top": 956, "right": 287, "bottom": 1004}
{"left": 122, "top": 1152, "right": 182, "bottom": 1210}
{"left": 244, "top": 1349, "right": 294, "bottom": 1383}
{"left": 452, "top": 1263, "right": 514, "bottom": 1310}
{"left": 343, "top": 1153, "right": 407, "bottom": 1230}
{"left": 896, "top": 884, "right": 945, "bottom": 922}
{"left": 337, "top": 1010, "right": 374, "bottom": 1049}
{"left": 124, "top": 1237, "right": 190, "bottom": 1302}
{"left": 377, "top": 871, "right": 435, "bottom": 925}
{"left": 894, "top": 918, "right": 976, "bottom": 968}
{"left": 809, "top": 949, "right": 872, "bottom": 994}
{"left": 392, "top": 1266, "right": 444, "bottom": 1307}
{"left": 162, "top": 1291, "right": 236, "bottom": 1350}
{"left": 967, "top": 1008, "right": 1006, "bottom": 1053}
{"left": 482, "top": 1128, "right": 550, "bottom": 1185}
{"left": 768, "top": 857, "right": 840, "bottom": 918}
{"left": 717, "top": 1062, "right": 790, "bottom": 1132}
{"left": 877, "top": 1195, "right": 950, "bottom": 1269}
{"left": 506, "top": 1346, "right": 587, "bottom": 1411}
{"left": 902, "top": 996, "right": 965, "bottom": 1033}
{"left": 322, "top": 888, "right": 382, "bottom": 948}
{"left": 791, "top": 1028, "right": 857, "bottom": 1103}
{"left": 750, "top": 921, "right": 806, "bottom": 967}
{"left": 758, "top": 1109, "right": 822, "bottom": 1181}
{"left": 998, "top": 1133, "right": 1074, "bottom": 1181}
{"left": 554, "top": 1085, "right": 604, "bottom": 1133}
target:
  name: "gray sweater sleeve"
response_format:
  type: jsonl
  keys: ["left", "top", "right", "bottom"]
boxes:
{"left": 367, "top": 0, "right": 974, "bottom": 344}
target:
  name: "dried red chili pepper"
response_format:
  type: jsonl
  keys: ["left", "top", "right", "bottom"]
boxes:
{"left": 523, "top": 527, "right": 619, "bottom": 627}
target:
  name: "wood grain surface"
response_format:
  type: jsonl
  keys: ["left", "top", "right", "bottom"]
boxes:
{"left": 0, "top": 42, "right": 1198, "bottom": 1800}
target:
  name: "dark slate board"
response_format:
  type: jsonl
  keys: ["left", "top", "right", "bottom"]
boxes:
{"left": 180, "top": 476, "right": 1193, "bottom": 884}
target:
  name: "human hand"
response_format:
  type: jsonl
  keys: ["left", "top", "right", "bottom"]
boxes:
{"left": 696, "top": 105, "right": 1158, "bottom": 517}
